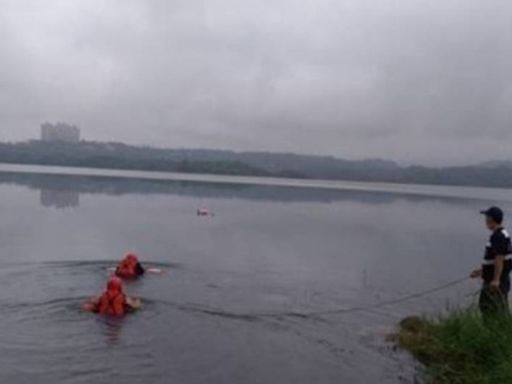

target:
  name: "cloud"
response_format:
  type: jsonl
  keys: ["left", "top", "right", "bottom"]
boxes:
{"left": 0, "top": 0, "right": 510, "bottom": 165}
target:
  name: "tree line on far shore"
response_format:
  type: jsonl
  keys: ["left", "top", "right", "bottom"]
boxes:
{"left": 1, "top": 140, "right": 512, "bottom": 188}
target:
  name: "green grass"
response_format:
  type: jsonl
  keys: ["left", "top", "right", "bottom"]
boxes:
{"left": 396, "top": 309, "right": 512, "bottom": 384}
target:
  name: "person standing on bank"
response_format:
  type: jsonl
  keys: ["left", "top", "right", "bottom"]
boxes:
{"left": 470, "top": 206, "right": 512, "bottom": 319}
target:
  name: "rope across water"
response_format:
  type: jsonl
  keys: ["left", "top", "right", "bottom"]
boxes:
{"left": 171, "top": 276, "right": 471, "bottom": 321}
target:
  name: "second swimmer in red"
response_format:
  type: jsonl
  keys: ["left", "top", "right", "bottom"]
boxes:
{"left": 115, "top": 254, "right": 145, "bottom": 279}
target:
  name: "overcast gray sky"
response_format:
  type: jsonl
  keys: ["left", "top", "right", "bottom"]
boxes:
{"left": 0, "top": 0, "right": 511, "bottom": 165}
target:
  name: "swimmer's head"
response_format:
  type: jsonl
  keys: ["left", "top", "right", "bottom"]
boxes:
{"left": 107, "top": 276, "right": 123, "bottom": 293}
{"left": 125, "top": 253, "right": 139, "bottom": 263}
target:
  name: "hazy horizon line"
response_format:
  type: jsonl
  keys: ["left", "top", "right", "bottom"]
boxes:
{"left": 2, "top": 137, "right": 510, "bottom": 169}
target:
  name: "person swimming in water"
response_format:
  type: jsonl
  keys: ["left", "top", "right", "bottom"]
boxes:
{"left": 115, "top": 254, "right": 145, "bottom": 279}
{"left": 82, "top": 276, "right": 142, "bottom": 316}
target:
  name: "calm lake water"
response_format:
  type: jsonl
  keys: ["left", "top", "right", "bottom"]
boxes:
{"left": 1, "top": 165, "right": 511, "bottom": 384}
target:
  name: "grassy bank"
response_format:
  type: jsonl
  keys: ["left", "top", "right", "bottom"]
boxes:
{"left": 396, "top": 309, "right": 512, "bottom": 384}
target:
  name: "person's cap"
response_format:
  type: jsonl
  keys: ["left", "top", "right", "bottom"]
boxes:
{"left": 480, "top": 206, "right": 504, "bottom": 223}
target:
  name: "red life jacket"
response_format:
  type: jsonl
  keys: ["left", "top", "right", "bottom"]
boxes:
{"left": 115, "top": 254, "right": 139, "bottom": 279}
{"left": 97, "top": 277, "right": 126, "bottom": 316}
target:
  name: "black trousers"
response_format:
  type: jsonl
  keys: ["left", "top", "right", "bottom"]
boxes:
{"left": 479, "top": 285, "right": 509, "bottom": 320}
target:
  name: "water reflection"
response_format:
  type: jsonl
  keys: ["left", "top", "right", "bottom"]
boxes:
{"left": 100, "top": 317, "right": 124, "bottom": 346}
{"left": 0, "top": 171, "right": 489, "bottom": 207}
{"left": 40, "top": 189, "right": 79, "bottom": 209}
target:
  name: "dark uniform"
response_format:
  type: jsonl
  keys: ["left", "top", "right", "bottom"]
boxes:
{"left": 479, "top": 227, "right": 512, "bottom": 317}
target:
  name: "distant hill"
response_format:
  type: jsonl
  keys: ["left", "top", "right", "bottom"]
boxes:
{"left": 478, "top": 160, "right": 512, "bottom": 169}
{"left": 0, "top": 140, "right": 512, "bottom": 188}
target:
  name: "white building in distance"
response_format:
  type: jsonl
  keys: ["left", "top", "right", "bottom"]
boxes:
{"left": 41, "top": 122, "right": 80, "bottom": 143}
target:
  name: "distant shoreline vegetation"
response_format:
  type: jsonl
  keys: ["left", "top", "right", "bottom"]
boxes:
{"left": 1, "top": 140, "right": 512, "bottom": 188}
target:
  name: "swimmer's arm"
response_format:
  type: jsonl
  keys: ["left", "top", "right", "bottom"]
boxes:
{"left": 87, "top": 296, "right": 100, "bottom": 304}
{"left": 126, "top": 297, "right": 142, "bottom": 310}
{"left": 81, "top": 296, "right": 100, "bottom": 312}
